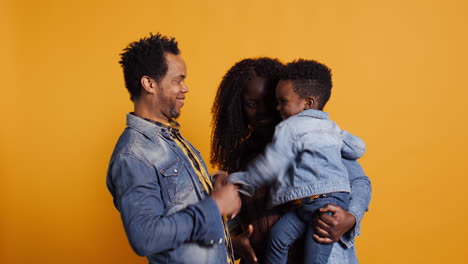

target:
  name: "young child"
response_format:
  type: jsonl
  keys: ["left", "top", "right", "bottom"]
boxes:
{"left": 229, "top": 59, "right": 366, "bottom": 264}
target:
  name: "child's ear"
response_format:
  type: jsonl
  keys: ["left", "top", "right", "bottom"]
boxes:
{"left": 305, "top": 97, "right": 314, "bottom": 109}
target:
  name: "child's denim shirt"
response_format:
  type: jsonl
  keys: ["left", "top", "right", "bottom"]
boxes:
{"left": 229, "top": 109, "right": 366, "bottom": 207}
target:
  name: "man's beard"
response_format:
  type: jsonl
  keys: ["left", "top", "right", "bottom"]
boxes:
{"left": 170, "top": 104, "right": 180, "bottom": 119}
{"left": 156, "top": 85, "right": 180, "bottom": 119}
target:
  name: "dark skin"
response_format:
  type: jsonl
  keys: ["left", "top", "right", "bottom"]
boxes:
{"left": 233, "top": 75, "right": 357, "bottom": 264}
{"left": 314, "top": 204, "right": 356, "bottom": 244}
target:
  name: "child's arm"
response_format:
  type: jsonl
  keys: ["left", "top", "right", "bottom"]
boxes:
{"left": 229, "top": 122, "right": 297, "bottom": 195}
{"left": 341, "top": 130, "right": 366, "bottom": 160}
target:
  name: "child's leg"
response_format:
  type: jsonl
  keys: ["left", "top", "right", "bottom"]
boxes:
{"left": 299, "top": 192, "right": 350, "bottom": 264}
{"left": 303, "top": 222, "right": 334, "bottom": 264}
{"left": 265, "top": 211, "right": 306, "bottom": 264}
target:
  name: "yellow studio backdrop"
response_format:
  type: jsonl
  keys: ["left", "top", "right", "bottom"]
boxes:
{"left": 1, "top": 0, "right": 468, "bottom": 263}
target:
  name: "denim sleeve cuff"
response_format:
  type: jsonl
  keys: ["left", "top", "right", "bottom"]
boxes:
{"left": 228, "top": 172, "right": 256, "bottom": 196}
{"left": 339, "top": 209, "right": 361, "bottom": 248}
{"left": 192, "top": 197, "right": 226, "bottom": 246}
{"left": 341, "top": 130, "right": 366, "bottom": 160}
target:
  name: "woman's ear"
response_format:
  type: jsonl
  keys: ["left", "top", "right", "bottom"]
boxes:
{"left": 141, "top": 76, "right": 157, "bottom": 95}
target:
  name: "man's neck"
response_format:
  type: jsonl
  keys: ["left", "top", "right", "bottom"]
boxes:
{"left": 133, "top": 104, "right": 169, "bottom": 124}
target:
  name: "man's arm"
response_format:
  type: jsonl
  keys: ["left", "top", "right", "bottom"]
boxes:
{"left": 109, "top": 153, "right": 239, "bottom": 256}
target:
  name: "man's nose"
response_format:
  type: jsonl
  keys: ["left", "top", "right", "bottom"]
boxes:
{"left": 181, "top": 82, "right": 188, "bottom": 93}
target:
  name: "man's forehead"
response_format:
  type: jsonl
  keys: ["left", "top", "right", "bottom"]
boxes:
{"left": 164, "top": 52, "right": 184, "bottom": 63}
{"left": 164, "top": 53, "right": 186, "bottom": 76}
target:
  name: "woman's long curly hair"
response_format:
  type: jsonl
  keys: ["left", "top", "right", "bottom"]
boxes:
{"left": 210, "top": 57, "right": 283, "bottom": 173}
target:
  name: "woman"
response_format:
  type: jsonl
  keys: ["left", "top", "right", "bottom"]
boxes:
{"left": 211, "top": 58, "right": 371, "bottom": 264}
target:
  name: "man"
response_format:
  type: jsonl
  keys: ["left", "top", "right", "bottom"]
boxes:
{"left": 106, "top": 33, "right": 240, "bottom": 264}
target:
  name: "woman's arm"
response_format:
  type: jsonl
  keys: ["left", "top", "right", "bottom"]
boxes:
{"left": 231, "top": 224, "right": 258, "bottom": 264}
{"left": 313, "top": 158, "right": 372, "bottom": 247}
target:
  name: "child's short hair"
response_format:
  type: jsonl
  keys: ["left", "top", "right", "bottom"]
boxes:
{"left": 281, "top": 59, "right": 332, "bottom": 110}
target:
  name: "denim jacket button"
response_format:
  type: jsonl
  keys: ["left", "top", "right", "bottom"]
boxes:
{"left": 209, "top": 240, "right": 214, "bottom": 245}
{"left": 174, "top": 169, "right": 178, "bottom": 173}
{"left": 218, "top": 238, "right": 223, "bottom": 244}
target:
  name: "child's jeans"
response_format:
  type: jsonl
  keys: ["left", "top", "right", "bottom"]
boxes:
{"left": 265, "top": 192, "right": 349, "bottom": 264}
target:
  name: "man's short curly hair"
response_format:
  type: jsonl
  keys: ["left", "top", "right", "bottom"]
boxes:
{"left": 119, "top": 33, "right": 180, "bottom": 101}
{"left": 281, "top": 59, "right": 332, "bottom": 110}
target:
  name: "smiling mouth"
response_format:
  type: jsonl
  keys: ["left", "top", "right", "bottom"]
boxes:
{"left": 176, "top": 98, "right": 185, "bottom": 107}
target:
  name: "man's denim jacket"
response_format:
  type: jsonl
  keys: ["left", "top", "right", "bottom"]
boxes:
{"left": 107, "top": 114, "right": 228, "bottom": 264}
{"left": 229, "top": 109, "right": 369, "bottom": 250}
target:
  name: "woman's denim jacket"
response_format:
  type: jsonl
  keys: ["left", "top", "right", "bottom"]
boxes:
{"left": 106, "top": 114, "right": 229, "bottom": 264}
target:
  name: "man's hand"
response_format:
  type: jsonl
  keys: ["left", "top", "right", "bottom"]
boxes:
{"left": 212, "top": 170, "right": 228, "bottom": 184}
{"left": 232, "top": 224, "right": 258, "bottom": 264}
{"left": 211, "top": 172, "right": 241, "bottom": 218}
{"left": 313, "top": 204, "right": 356, "bottom": 244}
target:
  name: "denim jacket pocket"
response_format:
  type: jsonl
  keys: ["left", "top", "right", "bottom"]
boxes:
{"left": 160, "top": 158, "right": 194, "bottom": 203}
{"left": 161, "top": 158, "right": 182, "bottom": 177}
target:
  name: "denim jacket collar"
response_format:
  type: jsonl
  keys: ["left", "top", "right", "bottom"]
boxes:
{"left": 126, "top": 113, "right": 179, "bottom": 142}
{"left": 296, "top": 109, "right": 329, "bottom": 120}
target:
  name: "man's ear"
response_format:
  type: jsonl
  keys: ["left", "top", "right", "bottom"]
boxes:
{"left": 141, "top": 76, "right": 157, "bottom": 95}
{"left": 304, "top": 97, "right": 315, "bottom": 110}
